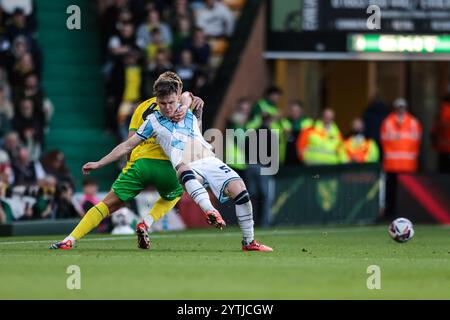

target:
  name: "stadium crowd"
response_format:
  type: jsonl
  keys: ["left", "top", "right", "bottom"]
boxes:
{"left": 0, "top": 1, "right": 84, "bottom": 224}
{"left": 99, "top": 0, "right": 237, "bottom": 139}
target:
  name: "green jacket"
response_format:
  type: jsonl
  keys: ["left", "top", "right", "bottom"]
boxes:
{"left": 225, "top": 123, "right": 247, "bottom": 170}
{"left": 247, "top": 99, "right": 291, "bottom": 164}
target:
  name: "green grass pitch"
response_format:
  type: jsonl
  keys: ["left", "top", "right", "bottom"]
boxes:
{"left": 0, "top": 225, "right": 449, "bottom": 299}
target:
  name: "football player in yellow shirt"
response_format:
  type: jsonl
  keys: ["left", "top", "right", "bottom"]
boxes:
{"left": 51, "top": 72, "right": 204, "bottom": 250}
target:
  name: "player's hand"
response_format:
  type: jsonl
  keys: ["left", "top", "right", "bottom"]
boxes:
{"left": 171, "top": 104, "right": 187, "bottom": 122}
{"left": 180, "top": 91, "right": 194, "bottom": 107}
{"left": 171, "top": 92, "right": 193, "bottom": 122}
{"left": 191, "top": 96, "right": 204, "bottom": 111}
{"left": 82, "top": 162, "right": 100, "bottom": 175}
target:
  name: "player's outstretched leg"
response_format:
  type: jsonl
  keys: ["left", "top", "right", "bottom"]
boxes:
{"left": 227, "top": 180, "right": 273, "bottom": 252}
{"left": 179, "top": 169, "right": 226, "bottom": 229}
{"left": 50, "top": 202, "right": 111, "bottom": 250}
{"left": 50, "top": 192, "right": 120, "bottom": 249}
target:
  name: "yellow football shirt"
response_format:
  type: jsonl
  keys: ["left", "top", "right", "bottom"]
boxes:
{"left": 128, "top": 97, "right": 169, "bottom": 162}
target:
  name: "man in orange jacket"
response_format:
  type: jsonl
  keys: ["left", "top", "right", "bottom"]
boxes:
{"left": 345, "top": 118, "right": 379, "bottom": 163}
{"left": 380, "top": 98, "right": 422, "bottom": 217}
{"left": 431, "top": 95, "right": 450, "bottom": 173}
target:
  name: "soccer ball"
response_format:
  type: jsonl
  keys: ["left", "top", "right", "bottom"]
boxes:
{"left": 388, "top": 218, "right": 414, "bottom": 243}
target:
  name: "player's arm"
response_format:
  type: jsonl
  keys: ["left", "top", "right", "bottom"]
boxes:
{"left": 82, "top": 134, "right": 143, "bottom": 175}
{"left": 126, "top": 131, "right": 135, "bottom": 161}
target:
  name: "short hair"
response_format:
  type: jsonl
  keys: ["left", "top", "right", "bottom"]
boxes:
{"left": 289, "top": 99, "right": 304, "bottom": 107}
{"left": 150, "top": 27, "right": 161, "bottom": 35}
{"left": 83, "top": 178, "right": 97, "bottom": 187}
{"left": 153, "top": 73, "right": 181, "bottom": 98}
{"left": 156, "top": 71, "right": 183, "bottom": 92}
{"left": 265, "top": 85, "right": 282, "bottom": 97}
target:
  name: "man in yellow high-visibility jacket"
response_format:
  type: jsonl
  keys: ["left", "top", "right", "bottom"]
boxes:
{"left": 297, "top": 109, "right": 348, "bottom": 165}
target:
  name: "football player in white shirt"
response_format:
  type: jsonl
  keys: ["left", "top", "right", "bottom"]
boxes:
{"left": 83, "top": 75, "right": 273, "bottom": 252}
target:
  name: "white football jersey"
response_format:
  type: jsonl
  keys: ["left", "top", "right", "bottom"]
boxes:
{"left": 136, "top": 109, "right": 213, "bottom": 168}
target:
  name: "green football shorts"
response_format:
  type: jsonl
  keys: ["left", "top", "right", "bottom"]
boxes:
{"left": 112, "top": 158, "right": 183, "bottom": 202}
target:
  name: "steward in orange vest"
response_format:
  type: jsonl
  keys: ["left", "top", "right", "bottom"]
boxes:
{"left": 380, "top": 99, "right": 422, "bottom": 173}
{"left": 345, "top": 118, "right": 379, "bottom": 163}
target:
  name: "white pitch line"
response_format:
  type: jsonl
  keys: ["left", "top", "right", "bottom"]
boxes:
{"left": 0, "top": 227, "right": 385, "bottom": 246}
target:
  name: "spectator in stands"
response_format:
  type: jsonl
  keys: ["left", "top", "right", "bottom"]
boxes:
{"left": 245, "top": 111, "right": 277, "bottom": 228}
{"left": 80, "top": 178, "right": 100, "bottom": 214}
{"left": 6, "top": 35, "right": 27, "bottom": 72}
{"left": 344, "top": 118, "right": 379, "bottom": 163}
{"left": 11, "top": 98, "right": 44, "bottom": 160}
{"left": 166, "top": 0, "right": 195, "bottom": 32}
{"left": 31, "top": 175, "right": 57, "bottom": 220}
{"left": 108, "top": 22, "right": 138, "bottom": 61}
{"left": 144, "top": 48, "right": 173, "bottom": 96}
{"left": 136, "top": 9, "right": 172, "bottom": 49}
{"left": 0, "top": 85, "right": 13, "bottom": 118}
{"left": 116, "top": 8, "right": 135, "bottom": 32}
{"left": 0, "top": 35, "right": 10, "bottom": 68}
{"left": 22, "top": 73, "right": 53, "bottom": 126}
{"left": 10, "top": 52, "right": 38, "bottom": 93}
{"left": 11, "top": 147, "right": 45, "bottom": 186}
{"left": 144, "top": 27, "right": 169, "bottom": 64}
{"left": 116, "top": 50, "right": 143, "bottom": 141}
{"left": 285, "top": 100, "right": 313, "bottom": 165}
{"left": 0, "top": 86, "right": 13, "bottom": 141}
{"left": 380, "top": 98, "right": 422, "bottom": 218}
{"left": 0, "top": 149, "right": 14, "bottom": 186}
{"left": 54, "top": 182, "right": 83, "bottom": 219}
{"left": 248, "top": 86, "right": 282, "bottom": 126}
{"left": 297, "top": 108, "right": 348, "bottom": 165}
{"left": 191, "top": 68, "right": 208, "bottom": 96}
{"left": 186, "top": 27, "right": 210, "bottom": 66}
{"left": 106, "top": 21, "right": 139, "bottom": 131}
{"left": 247, "top": 86, "right": 291, "bottom": 165}
{"left": 431, "top": 94, "right": 450, "bottom": 173}
{"left": 225, "top": 97, "right": 251, "bottom": 176}
{"left": 5, "top": 8, "right": 32, "bottom": 42}
{"left": 101, "top": 0, "right": 130, "bottom": 51}
{"left": 0, "top": 0, "right": 34, "bottom": 17}
{"left": 2, "top": 131, "right": 21, "bottom": 163}
{"left": 0, "top": 5, "right": 6, "bottom": 34}
{"left": 0, "top": 198, "right": 10, "bottom": 224}
{"left": 171, "top": 15, "right": 192, "bottom": 59}
{"left": 175, "top": 49, "right": 197, "bottom": 91}
{"left": 0, "top": 113, "right": 10, "bottom": 144}
{"left": 363, "top": 96, "right": 389, "bottom": 148}
{"left": 40, "top": 150, "right": 76, "bottom": 190}
{"left": 196, "top": 0, "right": 235, "bottom": 38}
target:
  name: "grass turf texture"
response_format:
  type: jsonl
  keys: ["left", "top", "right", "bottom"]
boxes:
{"left": 0, "top": 225, "right": 449, "bottom": 299}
